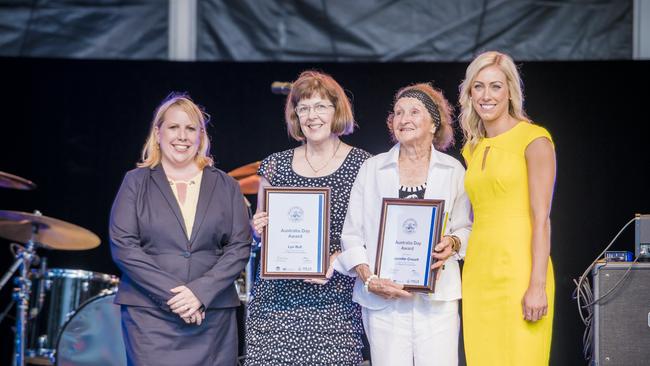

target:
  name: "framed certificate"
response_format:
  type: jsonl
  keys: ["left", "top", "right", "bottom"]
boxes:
{"left": 261, "top": 187, "right": 330, "bottom": 279}
{"left": 375, "top": 198, "right": 445, "bottom": 292}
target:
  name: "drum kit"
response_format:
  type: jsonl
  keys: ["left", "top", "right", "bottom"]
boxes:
{"left": 0, "top": 172, "right": 124, "bottom": 366}
{"left": 1, "top": 162, "right": 261, "bottom": 366}
{"left": 227, "top": 161, "right": 262, "bottom": 305}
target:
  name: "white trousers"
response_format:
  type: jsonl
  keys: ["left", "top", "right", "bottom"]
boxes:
{"left": 362, "top": 297, "right": 459, "bottom": 366}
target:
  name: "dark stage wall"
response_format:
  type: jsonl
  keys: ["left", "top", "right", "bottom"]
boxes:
{"left": 1, "top": 58, "right": 649, "bottom": 365}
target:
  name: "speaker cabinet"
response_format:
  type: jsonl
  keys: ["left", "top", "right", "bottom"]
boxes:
{"left": 593, "top": 263, "right": 650, "bottom": 365}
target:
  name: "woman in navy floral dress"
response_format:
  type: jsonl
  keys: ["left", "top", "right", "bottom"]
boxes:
{"left": 245, "top": 70, "right": 371, "bottom": 366}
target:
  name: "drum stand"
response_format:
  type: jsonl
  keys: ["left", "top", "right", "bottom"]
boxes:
{"left": 0, "top": 223, "right": 40, "bottom": 366}
{"left": 245, "top": 250, "right": 256, "bottom": 302}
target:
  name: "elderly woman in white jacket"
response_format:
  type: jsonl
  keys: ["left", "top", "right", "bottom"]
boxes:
{"left": 336, "top": 83, "right": 472, "bottom": 366}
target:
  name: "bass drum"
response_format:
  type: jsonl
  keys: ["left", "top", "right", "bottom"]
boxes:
{"left": 55, "top": 293, "right": 126, "bottom": 366}
{"left": 27, "top": 268, "right": 119, "bottom": 364}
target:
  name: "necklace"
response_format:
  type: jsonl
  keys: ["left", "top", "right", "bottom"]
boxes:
{"left": 305, "top": 139, "right": 342, "bottom": 173}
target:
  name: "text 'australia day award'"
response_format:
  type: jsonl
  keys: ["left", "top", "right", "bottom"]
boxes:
{"left": 262, "top": 187, "right": 330, "bottom": 279}
{"left": 375, "top": 198, "right": 444, "bottom": 292}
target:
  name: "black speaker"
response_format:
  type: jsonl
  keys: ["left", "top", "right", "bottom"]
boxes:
{"left": 593, "top": 263, "right": 650, "bottom": 366}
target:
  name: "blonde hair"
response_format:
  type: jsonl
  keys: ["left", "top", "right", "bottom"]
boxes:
{"left": 138, "top": 93, "right": 213, "bottom": 169}
{"left": 458, "top": 51, "right": 529, "bottom": 150}
{"left": 284, "top": 70, "right": 355, "bottom": 141}
{"left": 386, "top": 82, "right": 455, "bottom": 151}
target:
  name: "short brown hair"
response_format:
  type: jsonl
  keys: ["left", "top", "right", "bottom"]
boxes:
{"left": 284, "top": 70, "right": 355, "bottom": 141}
{"left": 386, "top": 83, "right": 455, "bottom": 151}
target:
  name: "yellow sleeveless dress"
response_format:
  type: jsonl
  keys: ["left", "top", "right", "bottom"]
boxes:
{"left": 461, "top": 122, "right": 555, "bottom": 366}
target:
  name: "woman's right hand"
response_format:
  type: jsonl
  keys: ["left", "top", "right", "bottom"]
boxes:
{"left": 252, "top": 211, "right": 268, "bottom": 237}
{"left": 183, "top": 310, "right": 206, "bottom": 325}
{"left": 355, "top": 264, "right": 411, "bottom": 300}
{"left": 367, "top": 277, "right": 412, "bottom": 300}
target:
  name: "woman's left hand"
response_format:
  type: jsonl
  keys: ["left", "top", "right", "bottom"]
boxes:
{"left": 521, "top": 285, "right": 548, "bottom": 322}
{"left": 304, "top": 251, "right": 340, "bottom": 285}
{"left": 168, "top": 285, "right": 203, "bottom": 318}
{"left": 251, "top": 211, "right": 269, "bottom": 237}
{"left": 431, "top": 236, "right": 454, "bottom": 279}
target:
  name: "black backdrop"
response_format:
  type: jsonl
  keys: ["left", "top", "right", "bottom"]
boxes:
{"left": 1, "top": 57, "right": 649, "bottom": 365}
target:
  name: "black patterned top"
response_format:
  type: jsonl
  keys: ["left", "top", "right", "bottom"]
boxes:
{"left": 399, "top": 183, "right": 427, "bottom": 199}
{"left": 245, "top": 146, "right": 372, "bottom": 366}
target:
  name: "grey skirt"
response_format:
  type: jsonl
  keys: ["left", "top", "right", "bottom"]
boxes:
{"left": 120, "top": 305, "right": 238, "bottom": 366}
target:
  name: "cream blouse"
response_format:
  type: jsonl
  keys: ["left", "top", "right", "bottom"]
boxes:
{"left": 168, "top": 170, "right": 203, "bottom": 240}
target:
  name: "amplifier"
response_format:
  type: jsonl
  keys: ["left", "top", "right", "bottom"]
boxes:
{"left": 635, "top": 214, "right": 650, "bottom": 260}
{"left": 592, "top": 262, "right": 650, "bottom": 365}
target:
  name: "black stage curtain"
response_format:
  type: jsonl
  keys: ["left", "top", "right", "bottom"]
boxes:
{"left": 0, "top": 0, "right": 167, "bottom": 60}
{"left": 198, "top": 0, "right": 633, "bottom": 61}
{"left": 0, "top": 58, "right": 649, "bottom": 365}
{"left": 0, "top": 1, "right": 633, "bottom": 61}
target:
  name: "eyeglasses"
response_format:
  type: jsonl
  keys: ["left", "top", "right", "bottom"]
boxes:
{"left": 294, "top": 103, "right": 334, "bottom": 117}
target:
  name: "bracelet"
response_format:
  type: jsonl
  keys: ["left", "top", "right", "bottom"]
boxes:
{"left": 445, "top": 235, "right": 461, "bottom": 253}
{"left": 364, "top": 274, "right": 378, "bottom": 292}
{"left": 452, "top": 235, "right": 461, "bottom": 252}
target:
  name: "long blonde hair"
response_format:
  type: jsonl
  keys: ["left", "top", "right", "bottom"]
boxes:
{"left": 138, "top": 93, "right": 213, "bottom": 169}
{"left": 459, "top": 51, "right": 529, "bottom": 150}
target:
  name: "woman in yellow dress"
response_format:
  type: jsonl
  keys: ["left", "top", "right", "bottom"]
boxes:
{"left": 459, "top": 51, "right": 556, "bottom": 365}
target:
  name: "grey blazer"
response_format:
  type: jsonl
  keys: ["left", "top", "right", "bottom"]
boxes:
{"left": 109, "top": 164, "right": 251, "bottom": 311}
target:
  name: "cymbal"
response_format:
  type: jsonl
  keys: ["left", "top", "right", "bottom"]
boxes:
{"left": 0, "top": 171, "right": 36, "bottom": 190}
{"left": 237, "top": 175, "right": 260, "bottom": 195}
{"left": 0, "top": 210, "right": 100, "bottom": 250}
{"left": 227, "top": 161, "right": 260, "bottom": 180}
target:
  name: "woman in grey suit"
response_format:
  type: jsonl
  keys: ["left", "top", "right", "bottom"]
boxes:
{"left": 109, "top": 93, "right": 251, "bottom": 365}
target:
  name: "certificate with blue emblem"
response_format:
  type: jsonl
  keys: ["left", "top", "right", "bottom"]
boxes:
{"left": 261, "top": 187, "right": 330, "bottom": 279}
{"left": 375, "top": 198, "right": 445, "bottom": 292}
